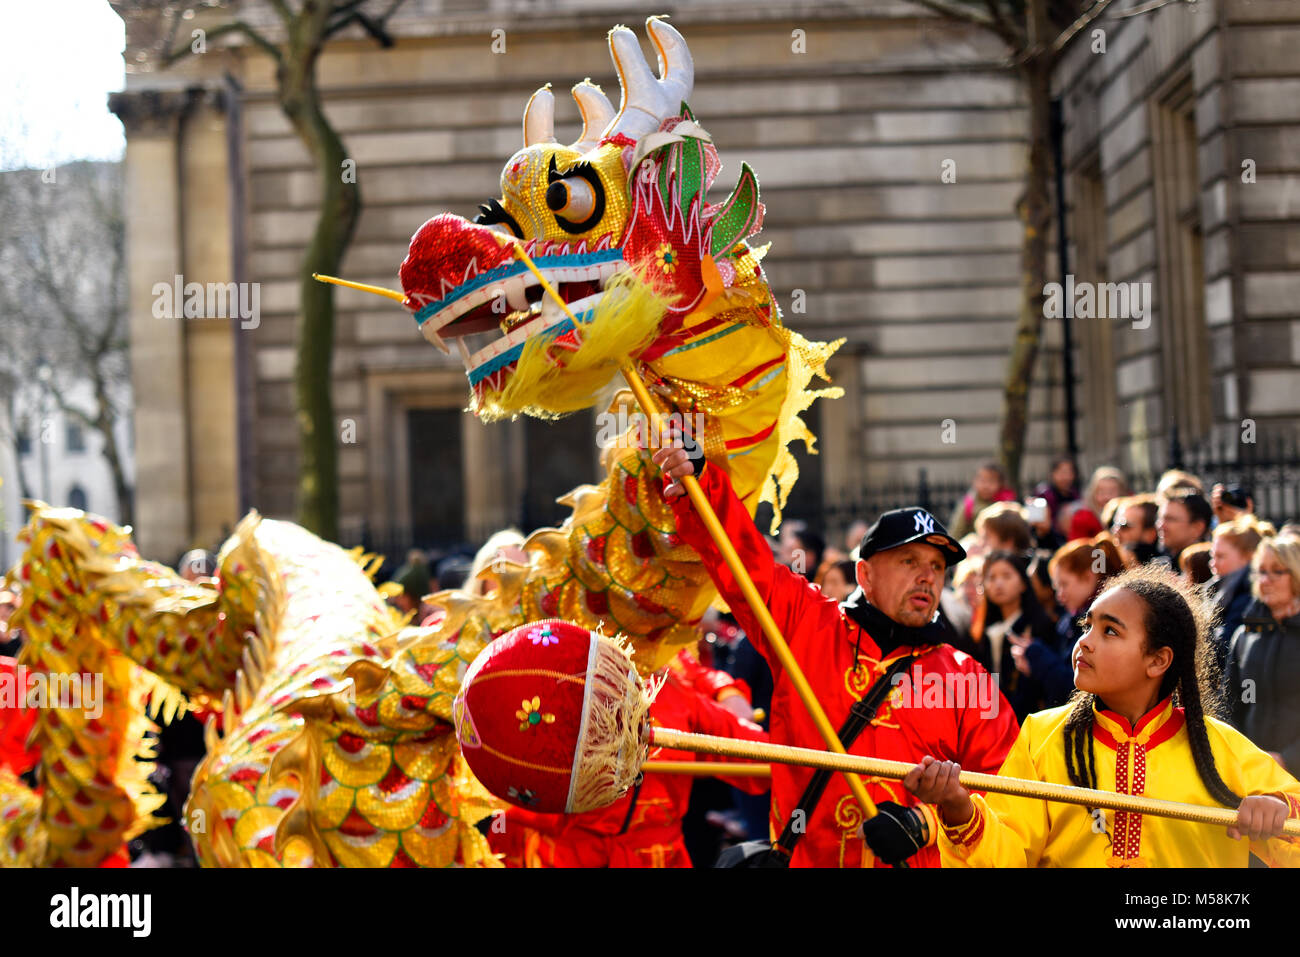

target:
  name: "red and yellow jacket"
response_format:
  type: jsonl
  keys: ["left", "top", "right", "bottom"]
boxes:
{"left": 940, "top": 698, "right": 1300, "bottom": 867}
{"left": 669, "top": 466, "right": 1020, "bottom": 867}
{"left": 490, "top": 668, "right": 768, "bottom": 867}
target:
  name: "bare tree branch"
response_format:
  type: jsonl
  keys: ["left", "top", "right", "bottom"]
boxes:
{"left": 376, "top": 0, "right": 409, "bottom": 22}
{"left": 323, "top": 12, "right": 364, "bottom": 42}
{"left": 164, "top": 20, "right": 282, "bottom": 66}
{"left": 905, "top": 0, "right": 999, "bottom": 31}
{"left": 326, "top": 0, "right": 367, "bottom": 20}
{"left": 983, "top": 0, "right": 1027, "bottom": 47}
{"left": 1112, "top": 0, "right": 1195, "bottom": 17}
{"left": 325, "top": 0, "right": 408, "bottom": 44}
{"left": 267, "top": 0, "right": 295, "bottom": 24}
{"left": 49, "top": 394, "right": 97, "bottom": 432}
{"left": 1051, "top": 0, "right": 1122, "bottom": 55}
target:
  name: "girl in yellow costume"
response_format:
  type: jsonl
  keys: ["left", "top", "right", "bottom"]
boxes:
{"left": 904, "top": 564, "right": 1300, "bottom": 867}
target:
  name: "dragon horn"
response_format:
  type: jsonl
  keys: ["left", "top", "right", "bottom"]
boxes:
{"left": 523, "top": 84, "right": 556, "bottom": 147}
{"left": 600, "top": 16, "right": 694, "bottom": 143}
{"left": 570, "top": 79, "right": 615, "bottom": 153}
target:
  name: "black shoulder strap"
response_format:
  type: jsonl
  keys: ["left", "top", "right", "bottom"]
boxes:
{"left": 617, "top": 780, "right": 644, "bottom": 835}
{"left": 764, "top": 649, "right": 917, "bottom": 865}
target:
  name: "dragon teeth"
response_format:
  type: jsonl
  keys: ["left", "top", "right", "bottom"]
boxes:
{"left": 502, "top": 276, "right": 530, "bottom": 310}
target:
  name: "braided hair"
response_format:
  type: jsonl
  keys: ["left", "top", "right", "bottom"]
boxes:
{"left": 1062, "top": 563, "right": 1240, "bottom": 811}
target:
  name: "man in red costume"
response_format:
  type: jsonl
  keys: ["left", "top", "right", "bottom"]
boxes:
{"left": 0, "top": 657, "right": 38, "bottom": 778}
{"left": 672, "top": 646, "right": 753, "bottom": 718}
{"left": 489, "top": 660, "right": 767, "bottom": 867}
{"left": 653, "top": 438, "right": 1020, "bottom": 867}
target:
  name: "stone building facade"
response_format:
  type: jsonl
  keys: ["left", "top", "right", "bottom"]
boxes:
{"left": 1055, "top": 0, "right": 1300, "bottom": 484}
{"left": 107, "top": 0, "right": 1297, "bottom": 561}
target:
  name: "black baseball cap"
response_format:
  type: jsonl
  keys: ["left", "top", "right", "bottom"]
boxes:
{"left": 858, "top": 507, "right": 966, "bottom": 568}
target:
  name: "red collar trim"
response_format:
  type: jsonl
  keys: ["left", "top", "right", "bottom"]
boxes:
{"left": 1093, "top": 697, "right": 1184, "bottom": 752}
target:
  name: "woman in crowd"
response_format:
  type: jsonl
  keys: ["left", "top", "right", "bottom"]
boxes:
{"left": 949, "top": 461, "right": 1018, "bottom": 540}
{"left": 1032, "top": 457, "right": 1080, "bottom": 530}
{"left": 1209, "top": 515, "right": 1274, "bottom": 665}
{"left": 975, "top": 502, "right": 1035, "bottom": 554}
{"left": 1085, "top": 466, "right": 1129, "bottom": 521}
{"left": 1049, "top": 534, "right": 1131, "bottom": 646}
{"left": 1225, "top": 534, "right": 1300, "bottom": 775}
{"left": 904, "top": 564, "right": 1300, "bottom": 867}
{"left": 1178, "top": 541, "right": 1214, "bottom": 586}
{"left": 972, "top": 551, "right": 1063, "bottom": 719}
{"left": 1028, "top": 553, "right": 1061, "bottom": 623}
{"left": 1057, "top": 500, "right": 1103, "bottom": 542}
{"left": 817, "top": 559, "right": 858, "bottom": 602}
{"left": 941, "top": 556, "right": 984, "bottom": 640}
{"left": 1028, "top": 535, "right": 1131, "bottom": 704}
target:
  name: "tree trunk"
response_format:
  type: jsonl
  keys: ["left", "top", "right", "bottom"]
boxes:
{"left": 3, "top": 387, "right": 34, "bottom": 501}
{"left": 90, "top": 371, "right": 133, "bottom": 526}
{"left": 999, "top": 53, "right": 1055, "bottom": 493}
{"left": 278, "top": 41, "right": 360, "bottom": 543}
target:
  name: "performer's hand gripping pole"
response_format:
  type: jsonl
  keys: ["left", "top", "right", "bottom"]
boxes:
{"left": 488, "top": 237, "right": 880, "bottom": 822}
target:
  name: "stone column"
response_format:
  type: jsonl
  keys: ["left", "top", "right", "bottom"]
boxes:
{"left": 109, "top": 89, "right": 199, "bottom": 562}
{"left": 179, "top": 91, "right": 239, "bottom": 549}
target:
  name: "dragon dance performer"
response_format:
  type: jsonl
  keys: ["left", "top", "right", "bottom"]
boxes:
{"left": 653, "top": 439, "right": 1020, "bottom": 867}
{"left": 488, "top": 656, "right": 767, "bottom": 867}
{"left": 0, "top": 657, "right": 38, "bottom": 778}
{"left": 673, "top": 646, "right": 755, "bottom": 719}
{"left": 905, "top": 564, "right": 1300, "bottom": 866}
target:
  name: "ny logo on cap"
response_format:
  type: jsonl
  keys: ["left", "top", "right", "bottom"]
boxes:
{"left": 913, "top": 511, "right": 936, "bottom": 535}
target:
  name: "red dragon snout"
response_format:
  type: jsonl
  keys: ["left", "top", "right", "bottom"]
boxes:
{"left": 398, "top": 209, "right": 626, "bottom": 389}
{"left": 399, "top": 213, "right": 517, "bottom": 338}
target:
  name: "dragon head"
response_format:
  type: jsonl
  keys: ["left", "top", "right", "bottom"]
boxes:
{"left": 398, "top": 17, "right": 768, "bottom": 419}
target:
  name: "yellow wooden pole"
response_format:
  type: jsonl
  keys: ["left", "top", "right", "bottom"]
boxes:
{"left": 649, "top": 727, "right": 1300, "bottom": 837}
{"left": 643, "top": 760, "right": 770, "bottom": 777}
{"left": 491, "top": 235, "right": 878, "bottom": 819}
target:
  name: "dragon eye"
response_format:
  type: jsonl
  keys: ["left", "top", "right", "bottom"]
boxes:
{"left": 545, "top": 155, "right": 605, "bottom": 234}
{"left": 546, "top": 178, "right": 596, "bottom": 221}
